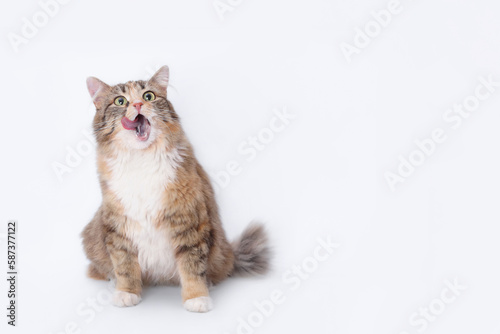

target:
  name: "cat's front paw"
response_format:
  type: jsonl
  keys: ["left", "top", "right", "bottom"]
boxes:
{"left": 113, "top": 290, "right": 142, "bottom": 307}
{"left": 183, "top": 296, "right": 213, "bottom": 313}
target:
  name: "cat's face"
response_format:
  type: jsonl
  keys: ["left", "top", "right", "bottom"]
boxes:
{"left": 87, "top": 66, "right": 180, "bottom": 150}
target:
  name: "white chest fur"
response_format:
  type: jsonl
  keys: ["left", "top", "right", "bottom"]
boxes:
{"left": 125, "top": 221, "right": 179, "bottom": 283}
{"left": 106, "top": 147, "right": 183, "bottom": 283}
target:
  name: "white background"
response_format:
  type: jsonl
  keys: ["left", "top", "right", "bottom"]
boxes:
{"left": 1, "top": 0, "right": 500, "bottom": 333}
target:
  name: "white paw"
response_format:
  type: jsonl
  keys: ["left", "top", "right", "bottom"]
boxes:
{"left": 113, "top": 290, "right": 142, "bottom": 307}
{"left": 183, "top": 296, "right": 213, "bottom": 313}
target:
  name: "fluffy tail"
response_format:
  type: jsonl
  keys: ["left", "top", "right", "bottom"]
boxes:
{"left": 231, "top": 222, "right": 271, "bottom": 276}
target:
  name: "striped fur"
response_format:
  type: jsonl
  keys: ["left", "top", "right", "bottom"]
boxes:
{"left": 81, "top": 66, "right": 270, "bottom": 312}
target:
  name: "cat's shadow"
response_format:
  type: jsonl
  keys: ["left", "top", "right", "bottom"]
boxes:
{"left": 139, "top": 277, "right": 259, "bottom": 309}
{"left": 141, "top": 284, "right": 181, "bottom": 304}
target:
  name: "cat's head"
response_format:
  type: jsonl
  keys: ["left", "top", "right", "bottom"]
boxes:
{"left": 86, "top": 66, "right": 181, "bottom": 150}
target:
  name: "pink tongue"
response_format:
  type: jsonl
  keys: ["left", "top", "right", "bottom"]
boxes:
{"left": 121, "top": 116, "right": 140, "bottom": 130}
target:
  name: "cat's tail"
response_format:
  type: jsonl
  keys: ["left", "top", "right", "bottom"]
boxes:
{"left": 231, "top": 222, "right": 271, "bottom": 276}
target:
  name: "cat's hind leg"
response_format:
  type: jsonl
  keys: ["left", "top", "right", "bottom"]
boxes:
{"left": 87, "top": 263, "right": 109, "bottom": 280}
{"left": 81, "top": 208, "right": 114, "bottom": 281}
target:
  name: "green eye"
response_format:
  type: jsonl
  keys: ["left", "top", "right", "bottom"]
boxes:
{"left": 143, "top": 91, "right": 156, "bottom": 101}
{"left": 114, "top": 96, "right": 127, "bottom": 106}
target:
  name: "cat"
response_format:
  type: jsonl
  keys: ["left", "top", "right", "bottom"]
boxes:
{"left": 81, "top": 66, "right": 270, "bottom": 312}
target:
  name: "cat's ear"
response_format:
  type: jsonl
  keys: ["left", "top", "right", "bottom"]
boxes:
{"left": 148, "top": 66, "right": 169, "bottom": 92}
{"left": 86, "top": 77, "right": 110, "bottom": 108}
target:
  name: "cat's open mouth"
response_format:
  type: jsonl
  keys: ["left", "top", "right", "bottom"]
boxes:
{"left": 121, "top": 114, "right": 151, "bottom": 141}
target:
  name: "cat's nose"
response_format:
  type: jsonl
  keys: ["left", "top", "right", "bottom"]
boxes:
{"left": 132, "top": 102, "right": 143, "bottom": 113}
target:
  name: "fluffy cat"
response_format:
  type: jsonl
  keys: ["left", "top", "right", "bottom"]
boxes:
{"left": 81, "top": 66, "right": 270, "bottom": 312}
